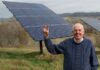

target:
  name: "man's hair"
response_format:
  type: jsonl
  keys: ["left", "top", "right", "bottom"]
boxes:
{"left": 72, "top": 23, "right": 85, "bottom": 32}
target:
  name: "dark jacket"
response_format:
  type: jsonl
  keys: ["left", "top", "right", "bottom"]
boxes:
{"left": 44, "top": 38, "right": 99, "bottom": 70}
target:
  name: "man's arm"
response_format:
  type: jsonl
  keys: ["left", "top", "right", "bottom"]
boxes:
{"left": 43, "top": 25, "right": 65, "bottom": 54}
{"left": 90, "top": 43, "right": 99, "bottom": 70}
{"left": 44, "top": 38, "right": 65, "bottom": 54}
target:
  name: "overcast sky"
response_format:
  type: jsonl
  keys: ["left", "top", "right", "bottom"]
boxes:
{"left": 0, "top": 0, "right": 100, "bottom": 18}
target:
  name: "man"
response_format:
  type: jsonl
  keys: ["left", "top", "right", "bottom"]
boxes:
{"left": 43, "top": 23, "right": 99, "bottom": 70}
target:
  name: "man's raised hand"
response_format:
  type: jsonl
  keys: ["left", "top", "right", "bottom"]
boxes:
{"left": 43, "top": 25, "right": 49, "bottom": 38}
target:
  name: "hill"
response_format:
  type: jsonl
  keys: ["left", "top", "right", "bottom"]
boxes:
{"left": 60, "top": 12, "right": 100, "bottom": 17}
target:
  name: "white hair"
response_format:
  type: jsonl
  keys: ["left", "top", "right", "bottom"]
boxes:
{"left": 72, "top": 23, "right": 85, "bottom": 32}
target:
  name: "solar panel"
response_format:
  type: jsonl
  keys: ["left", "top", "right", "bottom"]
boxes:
{"left": 81, "top": 17, "right": 100, "bottom": 32}
{"left": 3, "top": 1, "right": 72, "bottom": 41}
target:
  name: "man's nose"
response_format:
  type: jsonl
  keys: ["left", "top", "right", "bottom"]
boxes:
{"left": 76, "top": 30, "right": 80, "bottom": 33}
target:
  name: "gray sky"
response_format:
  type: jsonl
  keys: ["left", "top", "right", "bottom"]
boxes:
{"left": 0, "top": 0, "right": 100, "bottom": 18}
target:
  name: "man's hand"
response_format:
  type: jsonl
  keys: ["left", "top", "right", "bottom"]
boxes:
{"left": 43, "top": 25, "right": 49, "bottom": 38}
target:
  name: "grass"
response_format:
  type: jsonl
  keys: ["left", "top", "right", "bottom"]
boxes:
{"left": 0, "top": 47, "right": 63, "bottom": 70}
{"left": 0, "top": 47, "right": 99, "bottom": 70}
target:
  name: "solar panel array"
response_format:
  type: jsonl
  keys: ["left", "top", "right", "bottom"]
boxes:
{"left": 81, "top": 17, "right": 100, "bottom": 32}
{"left": 3, "top": 1, "right": 72, "bottom": 40}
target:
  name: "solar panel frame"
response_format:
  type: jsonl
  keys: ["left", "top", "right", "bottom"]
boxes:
{"left": 81, "top": 17, "right": 100, "bottom": 32}
{"left": 3, "top": 1, "right": 72, "bottom": 41}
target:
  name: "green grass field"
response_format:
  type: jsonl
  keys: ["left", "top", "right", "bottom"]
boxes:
{"left": 0, "top": 47, "right": 64, "bottom": 70}
{"left": 0, "top": 47, "right": 99, "bottom": 70}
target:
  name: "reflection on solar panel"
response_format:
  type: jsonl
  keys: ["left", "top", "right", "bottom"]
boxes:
{"left": 81, "top": 17, "right": 100, "bottom": 32}
{"left": 3, "top": 1, "right": 72, "bottom": 41}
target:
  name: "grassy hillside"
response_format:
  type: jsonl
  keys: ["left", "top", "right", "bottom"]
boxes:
{"left": 0, "top": 47, "right": 64, "bottom": 70}
{"left": 0, "top": 21, "right": 34, "bottom": 47}
{"left": 0, "top": 47, "right": 99, "bottom": 70}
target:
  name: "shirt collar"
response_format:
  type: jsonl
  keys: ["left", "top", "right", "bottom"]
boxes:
{"left": 74, "top": 38, "right": 84, "bottom": 43}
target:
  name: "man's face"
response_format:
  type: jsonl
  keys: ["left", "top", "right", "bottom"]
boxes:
{"left": 73, "top": 24, "right": 84, "bottom": 40}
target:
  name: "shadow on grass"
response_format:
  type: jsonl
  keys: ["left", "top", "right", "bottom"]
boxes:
{"left": 0, "top": 51, "right": 40, "bottom": 60}
{"left": 0, "top": 51, "right": 55, "bottom": 64}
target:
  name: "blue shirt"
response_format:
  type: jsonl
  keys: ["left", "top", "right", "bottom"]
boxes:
{"left": 44, "top": 38, "right": 99, "bottom": 70}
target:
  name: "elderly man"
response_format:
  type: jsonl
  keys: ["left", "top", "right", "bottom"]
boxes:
{"left": 43, "top": 23, "right": 99, "bottom": 70}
